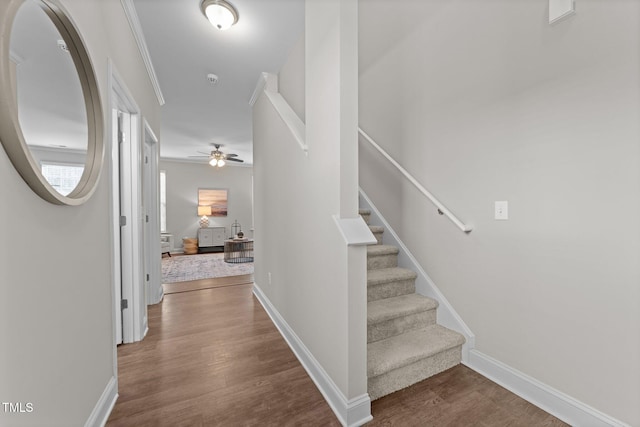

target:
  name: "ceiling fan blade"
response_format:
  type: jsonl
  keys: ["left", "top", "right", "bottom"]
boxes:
{"left": 225, "top": 157, "right": 244, "bottom": 163}
{"left": 226, "top": 153, "right": 238, "bottom": 157}
{"left": 188, "top": 155, "right": 211, "bottom": 158}
{"left": 197, "top": 151, "right": 211, "bottom": 155}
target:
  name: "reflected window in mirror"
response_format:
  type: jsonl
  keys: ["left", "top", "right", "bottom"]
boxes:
{"left": 41, "top": 162, "right": 83, "bottom": 197}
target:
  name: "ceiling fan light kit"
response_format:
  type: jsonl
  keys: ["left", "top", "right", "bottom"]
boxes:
{"left": 210, "top": 158, "right": 225, "bottom": 167}
{"left": 190, "top": 144, "right": 244, "bottom": 167}
{"left": 200, "top": 0, "right": 239, "bottom": 31}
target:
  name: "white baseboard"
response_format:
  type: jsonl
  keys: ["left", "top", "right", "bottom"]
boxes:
{"left": 465, "top": 350, "right": 631, "bottom": 427}
{"left": 358, "top": 190, "right": 629, "bottom": 426}
{"left": 150, "top": 286, "right": 164, "bottom": 305}
{"left": 253, "top": 283, "right": 372, "bottom": 427}
{"left": 358, "top": 189, "right": 475, "bottom": 361}
{"left": 84, "top": 376, "right": 118, "bottom": 427}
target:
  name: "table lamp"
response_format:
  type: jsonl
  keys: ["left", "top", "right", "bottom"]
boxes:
{"left": 198, "top": 205, "right": 212, "bottom": 228}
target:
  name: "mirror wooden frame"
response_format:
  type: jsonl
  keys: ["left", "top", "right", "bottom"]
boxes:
{"left": 0, "top": 0, "right": 104, "bottom": 205}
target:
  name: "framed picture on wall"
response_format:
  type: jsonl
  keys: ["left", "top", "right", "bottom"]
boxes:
{"left": 198, "top": 188, "right": 228, "bottom": 217}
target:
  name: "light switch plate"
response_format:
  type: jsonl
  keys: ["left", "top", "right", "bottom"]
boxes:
{"left": 495, "top": 201, "right": 509, "bottom": 220}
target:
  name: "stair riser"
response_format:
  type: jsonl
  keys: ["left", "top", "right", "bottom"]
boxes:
{"left": 360, "top": 213, "right": 371, "bottom": 225}
{"left": 368, "top": 310, "right": 437, "bottom": 343}
{"left": 368, "top": 346, "right": 462, "bottom": 401}
{"left": 372, "top": 230, "right": 383, "bottom": 244}
{"left": 367, "top": 253, "right": 398, "bottom": 270}
{"left": 368, "top": 279, "right": 416, "bottom": 302}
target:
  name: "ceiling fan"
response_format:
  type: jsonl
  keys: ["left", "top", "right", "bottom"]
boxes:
{"left": 189, "top": 144, "right": 244, "bottom": 167}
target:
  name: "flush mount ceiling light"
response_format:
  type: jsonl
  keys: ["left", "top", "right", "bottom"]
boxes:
{"left": 200, "top": 0, "right": 238, "bottom": 30}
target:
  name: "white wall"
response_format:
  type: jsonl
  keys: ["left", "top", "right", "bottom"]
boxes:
{"left": 160, "top": 160, "right": 253, "bottom": 248}
{"left": 0, "top": 0, "right": 160, "bottom": 425}
{"left": 359, "top": 0, "right": 640, "bottom": 425}
{"left": 278, "top": 34, "right": 305, "bottom": 122}
{"left": 253, "top": 0, "right": 367, "bottom": 412}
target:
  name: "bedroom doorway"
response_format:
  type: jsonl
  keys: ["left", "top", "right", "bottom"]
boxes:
{"left": 109, "top": 62, "right": 148, "bottom": 347}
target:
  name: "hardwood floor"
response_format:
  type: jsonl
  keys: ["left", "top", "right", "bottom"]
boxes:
{"left": 369, "top": 365, "right": 567, "bottom": 426}
{"left": 107, "top": 280, "right": 567, "bottom": 426}
{"left": 162, "top": 274, "right": 254, "bottom": 294}
{"left": 107, "top": 282, "right": 340, "bottom": 426}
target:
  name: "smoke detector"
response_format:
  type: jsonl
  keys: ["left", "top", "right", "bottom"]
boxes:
{"left": 207, "top": 73, "right": 219, "bottom": 85}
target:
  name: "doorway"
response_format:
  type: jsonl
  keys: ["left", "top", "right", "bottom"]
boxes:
{"left": 143, "top": 120, "right": 162, "bottom": 305}
{"left": 109, "top": 62, "right": 150, "bottom": 346}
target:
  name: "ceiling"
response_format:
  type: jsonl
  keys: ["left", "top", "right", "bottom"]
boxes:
{"left": 12, "top": 0, "right": 88, "bottom": 151}
{"left": 132, "top": 0, "right": 305, "bottom": 165}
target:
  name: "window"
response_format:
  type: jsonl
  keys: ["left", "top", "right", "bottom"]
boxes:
{"left": 41, "top": 162, "right": 84, "bottom": 196}
{"left": 160, "top": 170, "right": 167, "bottom": 233}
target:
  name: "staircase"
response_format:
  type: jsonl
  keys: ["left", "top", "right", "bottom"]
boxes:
{"left": 361, "top": 209, "right": 465, "bottom": 400}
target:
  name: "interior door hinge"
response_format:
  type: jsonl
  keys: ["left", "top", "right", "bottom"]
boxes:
{"left": 120, "top": 216, "right": 127, "bottom": 227}
{"left": 145, "top": 156, "right": 149, "bottom": 164}
{"left": 146, "top": 215, "right": 149, "bottom": 223}
{"left": 118, "top": 131, "right": 125, "bottom": 144}
{"left": 121, "top": 299, "right": 128, "bottom": 310}
{"left": 146, "top": 274, "right": 150, "bottom": 282}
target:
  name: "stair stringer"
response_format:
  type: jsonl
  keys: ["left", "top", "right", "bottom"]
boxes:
{"left": 359, "top": 189, "right": 475, "bottom": 362}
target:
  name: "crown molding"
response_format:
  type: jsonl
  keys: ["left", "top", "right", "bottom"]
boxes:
{"left": 120, "top": 0, "right": 165, "bottom": 106}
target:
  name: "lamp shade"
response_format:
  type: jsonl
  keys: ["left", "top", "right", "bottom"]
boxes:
{"left": 198, "top": 205, "right": 212, "bottom": 216}
{"left": 201, "top": 0, "right": 238, "bottom": 30}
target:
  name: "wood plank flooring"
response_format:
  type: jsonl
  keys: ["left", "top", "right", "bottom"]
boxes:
{"left": 369, "top": 365, "right": 567, "bottom": 426}
{"left": 107, "top": 282, "right": 339, "bottom": 426}
{"left": 107, "top": 280, "right": 567, "bottom": 426}
{"left": 162, "top": 274, "right": 254, "bottom": 294}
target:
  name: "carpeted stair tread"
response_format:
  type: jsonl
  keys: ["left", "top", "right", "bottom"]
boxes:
{"left": 369, "top": 225, "right": 384, "bottom": 244}
{"left": 367, "top": 267, "right": 417, "bottom": 301}
{"left": 361, "top": 205, "right": 465, "bottom": 400}
{"left": 367, "top": 244, "right": 400, "bottom": 269}
{"left": 367, "top": 267, "right": 417, "bottom": 287}
{"left": 367, "top": 245, "right": 399, "bottom": 256}
{"left": 360, "top": 209, "right": 372, "bottom": 225}
{"left": 367, "top": 325, "right": 465, "bottom": 378}
{"left": 368, "top": 294, "right": 438, "bottom": 325}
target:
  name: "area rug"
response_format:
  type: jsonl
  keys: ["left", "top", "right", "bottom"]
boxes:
{"left": 162, "top": 253, "right": 254, "bottom": 283}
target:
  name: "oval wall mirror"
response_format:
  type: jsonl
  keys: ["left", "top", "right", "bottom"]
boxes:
{"left": 0, "top": 0, "right": 103, "bottom": 205}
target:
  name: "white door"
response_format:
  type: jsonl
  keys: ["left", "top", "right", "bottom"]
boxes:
{"left": 119, "top": 111, "right": 135, "bottom": 344}
{"left": 143, "top": 141, "right": 151, "bottom": 304}
{"left": 143, "top": 126, "right": 162, "bottom": 305}
{"left": 110, "top": 63, "right": 149, "bottom": 346}
{"left": 113, "top": 109, "right": 123, "bottom": 345}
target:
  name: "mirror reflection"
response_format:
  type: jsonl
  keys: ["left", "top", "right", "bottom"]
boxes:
{"left": 10, "top": 0, "right": 88, "bottom": 196}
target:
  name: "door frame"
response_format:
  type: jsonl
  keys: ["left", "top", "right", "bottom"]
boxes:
{"left": 108, "top": 61, "right": 148, "bottom": 354}
{"left": 143, "top": 119, "right": 162, "bottom": 305}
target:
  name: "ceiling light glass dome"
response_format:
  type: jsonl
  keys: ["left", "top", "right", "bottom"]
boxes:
{"left": 201, "top": 0, "right": 238, "bottom": 30}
